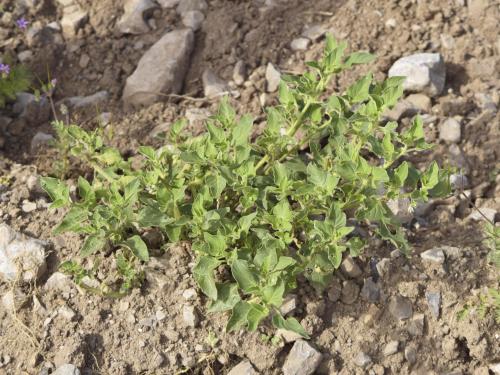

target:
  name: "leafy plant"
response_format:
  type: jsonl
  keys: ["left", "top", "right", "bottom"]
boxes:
{"left": 42, "top": 36, "right": 450, "bottom": 336}
{"left": 0, "top": 60, "right": 31, "bottom": 107}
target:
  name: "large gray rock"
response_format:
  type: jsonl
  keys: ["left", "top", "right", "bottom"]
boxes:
{"left": 227, "top": 360, "right": 258, "bottom": 375}
{"left": 388, "top": 53, "right": 446, "bottom": 97}
{"left": 0, "top": 223, "right": 47, "bottom": 283}
{"left": 123, "top": 29, "right": 194, "bottom": 107}
{"left": 283, "top": 340, "right": 322, "bottom": 375}
{"left": 117, "top": 0, "right": 159, "bottom": 35}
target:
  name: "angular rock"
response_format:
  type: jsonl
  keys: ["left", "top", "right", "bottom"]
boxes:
{"left": 450, "top": 173, "right": 469, "bottom": 190}
{"left": 13, "top": 93, "right": 51, "bottom": 125}
{"left": 388, "top": 295, "right": 413, "bottom": 320}
{"left": 387, "top": 197, "right": 413, "bottom": 223}
{"left": 388, "top": 53, "right": 446, "bottom": 97}
{"left": 360, "top": 277, "right": 381, "bottom": 303}
{"left": 302, "top": 24, "right": 327, "bottom": 41}
{"left": 439, "top": 118, "right": 461, "bottom": 143}
{"left": 407, "top": 314, "right": 425, "bottom": 336}
{"left": 157, "top": 0, "right": 180, "bottom": 8}
{"left": 425, "top": 291, "right": 441, "bottom": 319}
{"left": 468, "top": 208, "right": 496, "bottom": 222}
{"left": 227, "top": 360, "right": 258, "bottom": 375}
{"left": 31, "top": 132, "right": 54, "bottom": 152}
{"left": 404, "top": 345, "right": 417, "bottom": 364}
{"left": 233, "top": 60, "right": 246, "bottom": 86}
{"left": 354, "top": 352, "right": 372, "bottom": 368}
{"left": 202, "top": 69, "right": 229, "bottom": 98}
{"left": 277, "top": 329, "right": 302, "bottom": 343}
{"left": 182, "top": 10, "right": 205, "bottom": 31}
{"left": 60, "top": 5, "right": 88, "bottom": 38}
{"left": 45, "top": 272, "right": 74, "bottom": 293}
{"left": 280, "top": 294, "right": 297, "bottom": 316}
{"left": 58, "top": 305, "right": 76, "bottom": 321}
{"left": 406, "top": 93, "right": 432, "bottom": 113}
{"left": 340, "top": 256, "right": 362, "bottom": 278}
{"left": 2, "top": 288, "right": 29, "bottom": 312}
{"left": 182, "top": 304, "right": 199, "bottom": 328}
{"left": 176, "top": 0, "right": 207, "bottom": 14}
{"left": 341, "top": 280, "right": 359, "bottom": 305}
{"left": 420, "top": 248, "right": 445, "bottom": 264}
{"left": 59, "top": 91, "right": 109, "bottom": 110}
{"left": 123, "top": 29, "right": 194, "bottom": 107}
{"left": 265, "top": 63, "right": 281, "bottom": 93}
{"left": 0, "top": 223, "right": 47, "bottom": 283}
{"left": 383, "top": 340, "right": 399, "bottom": 356}
{"left": 117, "top": 0, "right": 158, "bottom": 35}
{"left": 291, "top": 38, "right": 310, "bottom": 51}
{"left": 283, "top": 340, "right": 322, "bottom": 375}
{"left": 53, "top": 364, "right": 80, "bottom": 375}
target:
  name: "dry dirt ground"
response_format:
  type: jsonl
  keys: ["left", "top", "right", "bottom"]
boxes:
{"left": 0, "top": 0, "right": 499, "bottom": 374}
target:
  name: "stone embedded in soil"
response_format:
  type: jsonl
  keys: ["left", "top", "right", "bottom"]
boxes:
{"left": 176, "top": 0, "right": 208, "bottom": 14}
{"left": 407, "top": 314, "right": 425, "bottom": 336}
{"left": 1, "top": 288, "right": 29, "bottom": 312}
{"left": 375, "top": 258, "right": 391, "bottom": 279}
{"left": 387, "top": 197, "right": 413, "bottom": 223}
{"left": 302, "top": 24, "right": 327, "bottom": 41}
{"left": 233, "top": 60, "right": 247, "bottom": 86}
{"left": 383, "top": 340, "right": 399, "bottom": 356}
{"left": 60, "top": 5, "right": 88, "bottom": 38}
{"left": 341, "top": 280, "right": 360, "bottom": 305}
{"left": 360, "top": 277, "right": 381, "bottom": 303}
{"left": 490, "top": 363, "right": 500, "bottom": 375}
{"left": 404, "top": 345, "right": 417, "bottom": 364}
{"left": 13, "top": 93, "right": 51, "bottom": 125}
{"left": 354, "top": 352, "right": 372, "bottom": 368}
{"left": 31, "top": 132, "right": 54, "bottom": 152}
{"left": 277, "top": 328, "right": 303, "bottom": 343}
{"left": 58, "top": 305, "right": 77, "bottom": 321}
{"left": 0, "top": 223, "right": 47, "bottom": 283}
{"left": 425, "top": 291, "right": 441, "bottom": 319}
{"left": 182, "top": 288, "right": 197, "bottom": 300}
{"left": 468, "top": 207, "right": 496, "bottom": 223}
{"left": 280, "top": 294, "right": 297, "bottom": 315}
{"left": 59, "top": 91, "right": 109, "bottom": 110}
{"left": 340, "top": 256, "right": 362, "bottom": 278}
{"left": 439, "top": 118, "right": 462, "bottom": 143}
{"left": 182, "top": 10, "right": 205, "bottom": 31}
{"left": 182, "top": 304, "right": 199, "bottom": 328}
{"left": 388, "top": 53, "right": 446, "bottom": 97}
{"left": 450, "top": 173, "right": 469, "bottom": 190}
{"left": 157, "top": 0, "right": 180, "bottom": 8}
{"left": 44, "top": 272, "right": 73, "bottom": 293}
{"left": 123, "top": 28, "right": 194, "bottom": 107}
{"left": 283, "top": 340, "right": 322, "bottom": 375}
{"left": 420, "top": 248, "right": 445, "bottom": 264}
{"left": 406, "top": 93, "right": 432, "bottom": 113}
{"left": 265, "top": 63, "right": 281, "bottom": 93}
{"left": 21, "top": 200, "right": 37, "bottom": 213}
{"left": 291, "top": 38, "right": 310, "bottom": 51}
{"left": 202, "top": 69, "right": 230, "bottom": 98}
{"left": 117, "top": 0, "right": 158, "bottom": 35}
{"left": 227, "top": 360, "right": 258, "bottom": 375}
{"left": 53, "top": 364, "right": 80, "bottom": 375}
{"left": 388, "top": 295, "right": 413, "bottom": 320}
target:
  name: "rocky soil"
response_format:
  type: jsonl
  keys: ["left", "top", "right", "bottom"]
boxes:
{"left": 0, "top": 0, "right": 499, "bottom": 374}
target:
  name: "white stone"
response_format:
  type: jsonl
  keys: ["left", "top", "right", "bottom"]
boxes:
{"left": 0, "top": 224, "right": 47, "bottom": 283}
{"left": 117, "top": 0, "right": 158, "bottom": 35}
{"left": 388, "top": 53, "right": 446, "bottom": 97}
{"left": 279, "top": 294, "right": 297, "bottom": 315}
{"left": 58, "top": 305, "right": 76, "bottom": 321}
{"left": 283, "top": 340, "right": 322, "bottom": 375}
{"left": 439, "top": 118, "right": 461, "bottom": 143}
{"left": 182, "top": 10, "right": 204, "bottom": 31}
{"left": 468, "top": 208, "right": 496, "bottom": 222}
{"left": 301, "top": 24, "right": 326, "bottom": 41}
{"left": 383, "top": 340, "right": 399, "bottom": 356}
{"left": 387, "top": 197, "right": 413, "bottom": 223}
{"left": 420, "top": 248, "right": 445, "bottom": 264}
{"left": 233, "top": 60, "right": 246, "bottom": 86}
{"left": 291, "top": 38, "right": 310, "bottom": 51}
{"left": 182, "top": 304, "right": 199, "bottom": 327}
{"left": 60, "top": 5, "right": 88, "bottom": 38}
{"left": 340, "top": 256, "right": 362, "bottom": 278}
{"left": 176, "top": 0, "right": 207, "bottom": 14}
{"left": 60, "top": 91, "right": 109, "bottom": 110}
{"left": 21, "top": 200, "right": 37, "bottom": 213}
{"left": 2, "top": 288, "right": 28, "bottom": 312}
{"left": 227, "top": 360, "right": 258, "bottom": 375}
{"left": 182, "top": 288, "right": 197, "bottom": 300}
{"left": 202, "top": 69, "right": 230, "bottom": 98}
{"left": 265, "top": 62, "right": 281, "bottom": 92}
{"left": 157, "top": 0, "right": 180, "bottom": 8}
{"left": 123, "top": 29, "right": 194, "bottom": 107}
{"left": 354, "top": 352, "right": 372, "bottom": 368}
{"left": 53, "top": 364, "right": 80, "bottom": 375}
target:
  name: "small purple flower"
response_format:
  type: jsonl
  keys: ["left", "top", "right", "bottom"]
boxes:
{"left": 0, "top": 63, "right": 10, "bottom": 76}
{"left": 16, "top": 18, "right": 29, "bottom": 30}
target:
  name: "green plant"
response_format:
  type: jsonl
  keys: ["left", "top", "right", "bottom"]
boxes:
{"left": 0, "top": 59, "right": 31, "bottom": 107}
{"left": 42, "top": 36, "right": 450, "bottom": 336}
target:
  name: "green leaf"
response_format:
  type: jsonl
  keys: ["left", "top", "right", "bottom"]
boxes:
{"left": 272, "top": 313, "right": 310, "bottom": 339}
{"left": 206, "top": 174, "right": 227, "bottom": 199}
{"left": 344, "top": 51, "right": 376, "bottom": 67}
{"left": 247, "top": 303, "right": 269, "bottom": 331}
{"left": 261, "top": 279, "right": 285, "bottom": 307}
{"left": 81, "top": 232, "right": 106, "bottom": 257}
{"left": 273, "top": 256, "right": 296, "bottom": 272}
{"left": 194, "top": 256, "right": 220, "bottom": 300}
{"left": 231, "top": 259, "right": 259, "bottom": 293}
{"left": 77, "top": 177, "right": 94, "bottom": 204}
{"left": 40, "top": 177, "right": 71, "bottom": 208}
{"left": 203, "top": 232, "right": 227, "bottom": 256}
{"left": 137, "top": 206, "right": 173, "bottom": 227}
{"left": 238, "top": 212, "right": 257, "bottom": 235}
{"left": 279, "top": 82, "right": 294, "bottom": 106}
{"left": 123, "top": 235, "right": 149, "bottom": 262}
{"left": 54, "top": 207, "right": 88, "bottom": 234}
{"left": 208, "top": 283, "right": 241, "bottom": 312}
{"left": 393, "top": 161, "right": 409, "bottom": 187}
{"left": 226, "top": 301, "right": 251, "bottom": 332}
{"left": 347, "top": 73, "right": 372, "bottom": 103}
{"left": 232, "top": 115, "right": 253, "bottom": 146}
